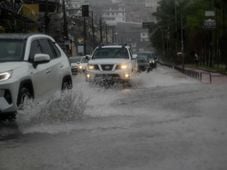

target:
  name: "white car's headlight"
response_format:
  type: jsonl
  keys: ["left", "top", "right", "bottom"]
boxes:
{"left": 120, "top": 64, "right": 128, "bottom": 70}
{"left": 88, "top": 64, "right": 95, "bottom": 70}
{"left": 0, "top": 71, "right": 12, "bottom": 81}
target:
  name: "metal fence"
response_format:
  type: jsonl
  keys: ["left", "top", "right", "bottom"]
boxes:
{"left": 159, "top": 62, "right": 212, "bottom": 84}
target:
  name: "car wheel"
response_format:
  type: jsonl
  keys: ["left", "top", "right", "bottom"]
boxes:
{"left": 62, "top": 78, "right": 72, "bottom": 90}
{"left": 17, "top": 87, "right": 32, "bottom": 110}
{"left": 0, "top": 112, "right": 16, "bottom": 121}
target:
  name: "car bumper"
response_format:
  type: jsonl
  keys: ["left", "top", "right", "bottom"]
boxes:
{"left": 0, "top": 81, "right": 19, "bottom": 114}
{"left": 86, "top": 70, "right": 131, "bottom": 81}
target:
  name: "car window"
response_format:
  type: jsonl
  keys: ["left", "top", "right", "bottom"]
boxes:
{"left": 48, "top": 40, "right": 61, "bottom": 58}
{"left": 29, "top": 40, "right": 42, "bottom": 62}
{"left": 39, "top": 38, "right": 55, "bottom": 59}
{"left": 81, "top": 57, "right": 89, "bottom": 63}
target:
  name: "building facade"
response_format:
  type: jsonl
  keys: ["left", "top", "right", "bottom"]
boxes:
{"left": 102, "top": 4, "right": 126, "bottom": 26}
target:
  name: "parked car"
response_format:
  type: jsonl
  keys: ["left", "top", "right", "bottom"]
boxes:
{"left": 86, "top": 45, "right": 137, "bottom": 83}
{"left": 0, "top": 33, "right": 72, "bottom": 119}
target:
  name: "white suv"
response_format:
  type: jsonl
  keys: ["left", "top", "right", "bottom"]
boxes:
{"left": 86, "top": 45, "right": 137, "bottom": 82}
{"left": 0, "top": 34, "right": 72, "bottom": 119}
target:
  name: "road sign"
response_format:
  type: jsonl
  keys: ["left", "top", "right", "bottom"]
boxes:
{"left": 203, "top": 18, "right": 216, "bottom": 30}
{"left": 205, "top": 11, "right": 215, "bottom": 17}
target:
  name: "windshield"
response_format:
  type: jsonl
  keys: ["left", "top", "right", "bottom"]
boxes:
{"left": 137, "top": 55, "right": 148, "bottom": 60}
{"left": 137, "top": 53, "right": 154, "bottom": 59}
{"left": 81, "top": 57, "right": 89, "bottom": 63}
{"left": 0, "top": 39, "right": 25, "bottom": 62}
{"left": 93, "top": 48, "right": 129, "bottom": 59}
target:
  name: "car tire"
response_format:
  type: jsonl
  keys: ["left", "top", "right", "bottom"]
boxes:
{"left": 62, "top": 78, "right": 72, "bottom": 90}
{"left": 17, "top": 87, "right": 32, "bottom": 110}
{"left": 0, "top": 112, "right": 16, "bottom": 121}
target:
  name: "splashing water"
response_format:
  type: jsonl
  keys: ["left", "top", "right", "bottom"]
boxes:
{"left": 17, "top": 90, "right": 88, "bottom": 128}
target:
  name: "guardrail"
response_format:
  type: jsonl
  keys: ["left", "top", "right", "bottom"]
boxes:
{"left": 159, "top": 62, "right": 212, "bottom": 84}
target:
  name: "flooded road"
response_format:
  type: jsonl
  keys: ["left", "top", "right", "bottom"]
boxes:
{"left": 1, "top": 66, "right": 227, "bottom": 170}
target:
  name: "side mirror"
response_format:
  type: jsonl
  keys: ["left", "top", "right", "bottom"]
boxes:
{"left": 33, "top": 54, "right": 50, "bottom": 65}
{"left": 85, "top": 55, "right": 91, "bottom": 61}
{"left": 132, "top": 54, "right": 137, "bottom": 59}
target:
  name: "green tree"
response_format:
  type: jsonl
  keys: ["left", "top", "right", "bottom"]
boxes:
{"left": 150, "top": 0, "right": 227, "bottom": 69}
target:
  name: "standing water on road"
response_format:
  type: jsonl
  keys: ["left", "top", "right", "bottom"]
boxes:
{"left": 1, "top": 66, "right": 197, "bottom": 136}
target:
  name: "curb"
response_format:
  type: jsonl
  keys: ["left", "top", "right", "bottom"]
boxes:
{"left": 159, "top": 62, "right": 215, "bottom": 84}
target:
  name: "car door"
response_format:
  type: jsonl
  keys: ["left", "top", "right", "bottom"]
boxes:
{"left": 39, "top": 38, "right": 61, "bottom": 95}
{"left": 29, "top": 39, "right": 51, "bottom": 98}
{"left": 46, "top": 39, "right": 65, "bottom": 90}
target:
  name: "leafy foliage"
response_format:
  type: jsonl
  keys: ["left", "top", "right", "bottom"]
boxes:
{"left": 150, "top": 0, "right": 227, "bottom": 68}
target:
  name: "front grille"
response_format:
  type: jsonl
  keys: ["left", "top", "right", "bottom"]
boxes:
{"left": 94, "top": 65, "right": 99, "bottom": 70}
{"left": 95, "top": 74, "right": 120, "bottom": 79}
{"left": 101, "top": 64, "right": 114, "bottom": 71}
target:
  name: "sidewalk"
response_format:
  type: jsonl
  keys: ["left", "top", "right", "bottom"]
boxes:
{"left": 159, "top": 62, "right": 227, "bottom": 85}
{"left": 184, "top": 67, "right": 227, "bottom": 85}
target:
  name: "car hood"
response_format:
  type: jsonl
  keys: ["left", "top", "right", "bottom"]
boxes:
{"left": 71, "top": 63, "right": 79, "bottom": 67}
{"left": 89, "top": 59, "right": 130, "bottom": 65}
{"left": 0, "top": 62, "right": 27, "bottom": 72}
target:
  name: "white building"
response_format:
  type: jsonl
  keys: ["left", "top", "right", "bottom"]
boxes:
{"left": 68, "top": 0, "right": 89, "bottom": 9}
{"left": 145, "top": 0, "right": 159, "bottom": 8}
{"left": 102, "top": 4, "right": 126, "bottom": 26}
{"left": 111, "top": 0, "right": 122, "bottom": 3}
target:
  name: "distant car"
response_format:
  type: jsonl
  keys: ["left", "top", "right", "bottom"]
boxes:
{"left": 69, "top": 56, "right": 83, "bottom": 74}
{"left": 136, "top": 55, "right": 149, "bottom": 72}
{"left": 86, "top": 45, "right": 137, "bottom": 83}
{"left": 78, "top": 55, "right": 90, "bottom": 72}
{"left": 0, "top": 33, "right": 72, "bottom": 119}
{"left": 69, "top": 55, "right": 90, "bottom": 74}
{"left": 137, "top": 52, "right": 158, "bottom": 70}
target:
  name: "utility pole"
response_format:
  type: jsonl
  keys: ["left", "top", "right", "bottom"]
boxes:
{"left": 45, "top": 0, "right": 49, "bottom": 33}
{"left": 62, "top": 0, "right": 68, "bottom": 39}
{"left": 105, "top": 24, "right": 108, "bottom": 44}
{"left": 174, "top": 0, "right": 178, "bottom": 61}
{"left": 91, "top": 11, "right": 95, "bottom": 48}
{"left": 99, "top": 17, "right": 103, "bottom": 44}
{"left": 83, "top": 17, "right": 87, "bottom": 55}
{"left": 180, "top": 11, "right": 185, "bottom": 71}
{"left": 82, "top": 5, "right": 89, "bottom": 55}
